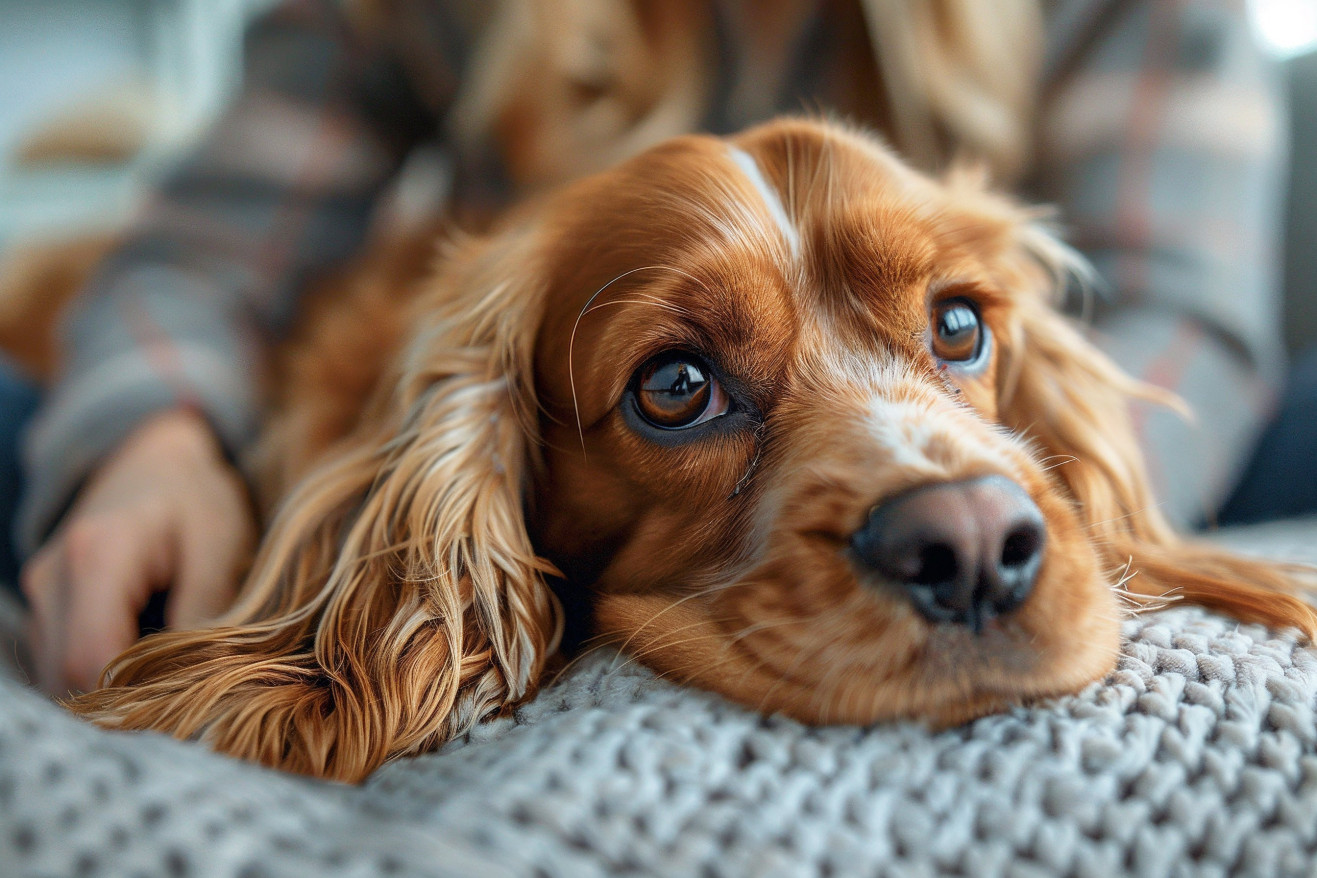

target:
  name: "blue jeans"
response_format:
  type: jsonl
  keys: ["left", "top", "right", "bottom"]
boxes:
{"left": 1216, "top": 347, "right": 1317, "bottom": 526}
{"left": 0, "top": 355, "right": 40, "bottom": 591}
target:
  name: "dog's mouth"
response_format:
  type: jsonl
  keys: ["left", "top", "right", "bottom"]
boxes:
{"left": 703, "top": 580, "right": 1112, "bottom": 727}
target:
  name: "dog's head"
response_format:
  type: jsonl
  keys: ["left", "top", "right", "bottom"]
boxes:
{"left": 525, "top": 120, "right": 1121, "bottom": 725}
{"left": 74, "top": 119, "right": 1316, "bottom": 780}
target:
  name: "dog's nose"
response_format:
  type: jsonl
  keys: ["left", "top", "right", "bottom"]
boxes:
{"left": 851, "top": 476, "right": 1046, "bottom": 632}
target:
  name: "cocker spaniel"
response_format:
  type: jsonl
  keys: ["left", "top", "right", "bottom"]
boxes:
{"left": 70, "top": 119, "right": 1316, "bottom": 782}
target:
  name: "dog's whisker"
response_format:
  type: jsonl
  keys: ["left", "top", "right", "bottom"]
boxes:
{"left": 741, "top": 597, "right": 874, "bottom": 715}
{"left": 1037, "top": 454, "right": 1079, "bottom": 473}
{"left": 607, "top": 620, "right": 747, "bottom": 676}
{"left": 544, "top": 638, "right": 625, "bottom": 688}
{"left": 608, "top": 579, "right": 757, "bottom": 661}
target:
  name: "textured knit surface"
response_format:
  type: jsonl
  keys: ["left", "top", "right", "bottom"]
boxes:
{"left": 2, "top": 522, "right": 1316, "bottom": 878}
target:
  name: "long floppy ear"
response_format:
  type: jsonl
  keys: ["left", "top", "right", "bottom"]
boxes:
{"left": 993, "top": 227, "right": 1317, "bottom": 638}
{"left": 67, "top": 229, "right": 563, "bottom": 782}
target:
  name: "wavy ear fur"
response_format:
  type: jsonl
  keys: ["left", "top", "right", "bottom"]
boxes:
{"left": 994, "top": 226, "right": 1317, "bottom": 638}
{"left": 68, "top": 229, "right": 563, "bottom": 782}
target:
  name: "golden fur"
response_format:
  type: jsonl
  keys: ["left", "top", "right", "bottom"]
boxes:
{"left": 68, "top": 119, "right": 1316, "bottom": 782}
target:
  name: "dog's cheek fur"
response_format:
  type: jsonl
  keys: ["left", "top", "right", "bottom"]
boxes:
{"left": 531, "top": 410, "right": 763, "bottom": 596}
{"left": 595, "top": 501, "right": 1120, "bottom": 727}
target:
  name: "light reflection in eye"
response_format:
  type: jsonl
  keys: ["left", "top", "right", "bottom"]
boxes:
{"left": 633, "top": 353, "right": 729, "bottom": 429}
{"left": 931, "top": 299, "right": 985, "bottom": 365}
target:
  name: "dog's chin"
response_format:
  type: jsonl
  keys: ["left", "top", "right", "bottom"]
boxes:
{"left": 592, "top": 547, "right": 1123, "bottom": 727}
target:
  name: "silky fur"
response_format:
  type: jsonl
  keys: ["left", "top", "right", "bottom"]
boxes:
{"left": 69, "top": 119, "right": 1317, "bottom": 782}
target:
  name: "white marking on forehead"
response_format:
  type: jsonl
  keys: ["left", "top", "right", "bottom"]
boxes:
{"left": 727, "top": 145, "right": 801, "bottom": 260}
{"left": 861, "top": 364, "right": 1021, "bottom": 481}
{"left": 868, "top": 396, "right": 949, "bottom": 477}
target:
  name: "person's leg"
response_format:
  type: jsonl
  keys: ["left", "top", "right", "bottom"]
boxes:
{"left": 0, "top": 354, "right": 41, "bottom": 592}
{"left": 1217, "top": 347, "right": 1317, "bottom": 525}
{"left": 1218, "top": 50, "right": 1317, "bottom": 526}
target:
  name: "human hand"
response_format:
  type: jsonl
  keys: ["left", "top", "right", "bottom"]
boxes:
{"left": 21, "top": 409, "right": 256, "bottom": 695}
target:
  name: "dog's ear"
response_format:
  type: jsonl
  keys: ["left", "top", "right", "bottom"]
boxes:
{"left": 991, "top": 223, "right": 1317, "bottom": 638}
{"left": 68, "top": 229, "right": 563, "bottom": 782}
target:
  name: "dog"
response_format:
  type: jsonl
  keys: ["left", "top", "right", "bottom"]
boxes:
{"left": 69, "top": 118, "right": 1317, "bottom": 782}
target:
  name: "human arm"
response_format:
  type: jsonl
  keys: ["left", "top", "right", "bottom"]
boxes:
{"left": 19, "top": 0, "right": 439, "bottom": 693}
{"left": 21, "top": 410, "right": 254, "bottom": 692}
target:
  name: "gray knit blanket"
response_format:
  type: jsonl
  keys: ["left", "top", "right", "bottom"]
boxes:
{"left": 3, "top": 520, "right": 1317, "bottom": 878}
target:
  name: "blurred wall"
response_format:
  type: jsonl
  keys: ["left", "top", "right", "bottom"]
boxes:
{"left": 0, "top": 0, "right": 274, "bottom": 247}
{"left": 1284, "top": 49, "right": 1317, "bottom": 356}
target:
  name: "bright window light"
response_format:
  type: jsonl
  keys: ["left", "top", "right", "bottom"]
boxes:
{"left": 1250, "top": 0, "right": 1317, "bottom": 57}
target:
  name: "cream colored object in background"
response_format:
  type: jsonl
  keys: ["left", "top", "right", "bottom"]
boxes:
{"left": 0, "top": 0, "right": 274, "bottom": 248}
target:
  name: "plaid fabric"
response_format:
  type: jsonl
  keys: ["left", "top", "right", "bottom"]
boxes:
{"left": 18, "top": 0, "right": 1288, "bottom": 551}
{"left": 1034, "top": 0, "right": 1288, "bottom": 527}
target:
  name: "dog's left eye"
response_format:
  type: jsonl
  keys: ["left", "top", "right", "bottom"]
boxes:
{"left": 632, "top": 353, "right": 729, "bottom": 430}
{"left": 931, "top": 299, "right": 985, "bottom": 364}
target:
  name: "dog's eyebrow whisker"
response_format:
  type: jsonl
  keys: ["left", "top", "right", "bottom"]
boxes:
{"left": 581, "top": 293, "right": 691, "bottom": 316}
{"left": 579, "top": 298, "right": 690, "bottom": 322}
{"left": 1037, "top": 454, "right": 1079, "bottom": 473}
{"left": 569, "top": 266, "right": 662, "bottom": 459}
{"left": 568, "top": 265, "right": 716, "bottom": 457}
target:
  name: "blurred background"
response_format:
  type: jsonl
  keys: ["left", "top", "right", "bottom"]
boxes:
{"left": 0, "top": 0, "right": 1314, "bottom": 346}
{"left": 0, "top": 0, "right": 275, "bottom": 247}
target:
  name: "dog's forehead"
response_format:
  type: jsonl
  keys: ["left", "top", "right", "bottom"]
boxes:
{"left": 536, "top": 123, "right": 1000, "bottom": 404}
{"left": 623, "top": 125, "right": 953, "bottom": 344}
{"left": 726, "top": 122, "right": 951, "bottom": 298}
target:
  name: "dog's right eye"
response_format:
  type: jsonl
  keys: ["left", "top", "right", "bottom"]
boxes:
{"left": 632, "top": 353, "right": 729, "bottom": 430}
{"left": 931, "top": 298, "right": 986, "bottom": 366}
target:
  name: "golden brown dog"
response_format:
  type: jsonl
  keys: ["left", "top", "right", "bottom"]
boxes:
{"left": 70, "top": 119, "right": 1316, "bottom": 782}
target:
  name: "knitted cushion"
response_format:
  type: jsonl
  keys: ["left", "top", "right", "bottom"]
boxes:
{"left": 2, "top": 520, "right": 1315, "bottom": 877}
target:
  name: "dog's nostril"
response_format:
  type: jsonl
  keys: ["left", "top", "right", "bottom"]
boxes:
{"left": 852, "top": 476, "right": 1046, "bottom": 631}
{"left": 913, "top": 543, "right": 959, "bottom": 587}
{"left": 1001, "top": 523, "right": 1043, "bottom": 569}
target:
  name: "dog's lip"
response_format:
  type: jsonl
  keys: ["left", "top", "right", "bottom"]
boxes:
{"left": 731, "top": 616, "right": 916, "bottom": 691}
{"left": 795, "top": 527, "right": 852, "bottom": 547}
{"left": 729, "top": 602, "right": 1040, "bottom": 708}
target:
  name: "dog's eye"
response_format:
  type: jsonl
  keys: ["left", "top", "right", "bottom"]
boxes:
{"left": 931, "top": 299, "right": 985, "bottom": 364}
{"left": 633, "top": 353, "right": 728, "bottom": 429}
